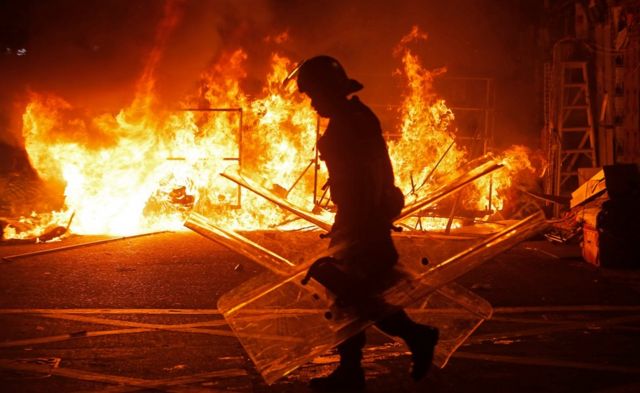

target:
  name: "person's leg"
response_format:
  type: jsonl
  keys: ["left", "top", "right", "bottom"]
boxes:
{"left": 375, "top": 309, "right": 417, "bottom": 335}
{"left": 309, "top": 331, "right": 367, "bottom": 391}
{"left": 376, "top": 310, "right": 439, "bottom": 381}
{"left": 337, "top": 331, "right": 366, "bottom": 368}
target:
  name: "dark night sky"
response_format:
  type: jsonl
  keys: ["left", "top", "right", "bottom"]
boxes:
{"left": 0, "top": 0, "right": 544, "bottom": 150}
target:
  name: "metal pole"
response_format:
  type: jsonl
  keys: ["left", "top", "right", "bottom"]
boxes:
{"left": 286, "top": 160, "right": 314, "bottom": 197}
{"left": 2, "top": 231, "right": 169, "bottom": 263}
{"left": 444, "top": 194, "right": 461, "bottom": 235}
{"left": 484, "top": 79, "right": 490, "bottom": 154}
{"left": 445, "top": 120, "right": 485, "bottom": 233}
{"left": 415, "top": 140, "right": 455, "bottom": 194}
{"left": 488, "top": 174, "right": 493, "bottom": 214}
{"left": 313, "top": 116, "right": 320, "bottom": 205}
{"left": 238, "top": 109, "right": 243, "bottom": 208}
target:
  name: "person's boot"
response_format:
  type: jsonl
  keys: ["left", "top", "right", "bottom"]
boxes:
{"left": 309, "top": 364, "right": 366, "bottom": 391}
{"left": 407, "top": 325, "right": 439, "bottom": 381}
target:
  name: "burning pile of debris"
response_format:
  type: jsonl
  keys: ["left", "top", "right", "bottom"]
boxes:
{"left": 0, "top": 143, "right": 70, "bottom": 243}
{"left": 2, "top": 24, "right": 544, "bottom": 242}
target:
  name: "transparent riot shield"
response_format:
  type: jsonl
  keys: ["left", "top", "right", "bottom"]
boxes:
{"left": 186, "top": 156, "right": 539, "bottom": 384}
{"left": 217, "top": 157, "right": 505, "bottom": 364}
{"left": 186, "top": 212, "right": 546, "bottom": 384}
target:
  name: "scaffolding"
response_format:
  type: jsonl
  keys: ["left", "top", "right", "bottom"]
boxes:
{"left": 177, "top": 107, "right": 243, "bottom": 208}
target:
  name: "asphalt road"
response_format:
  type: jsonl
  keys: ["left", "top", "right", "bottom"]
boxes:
{"left": 1, "top": 231, "right": 639, "bottom": 393}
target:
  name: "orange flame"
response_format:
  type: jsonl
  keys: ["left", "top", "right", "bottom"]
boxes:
{"left": 389, "top": 26, "right": 464, "bottom": 197}
{"left": 11, "top": 26, "right": 538, "bottom": 239}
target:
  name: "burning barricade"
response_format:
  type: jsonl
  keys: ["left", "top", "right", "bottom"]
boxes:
{"left": 1, "top": 25, "right": 544, "bottom": 242}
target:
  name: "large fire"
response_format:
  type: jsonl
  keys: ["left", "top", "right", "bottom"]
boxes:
{"left": 7, "top": 21, "right": 536, "bottom": 239}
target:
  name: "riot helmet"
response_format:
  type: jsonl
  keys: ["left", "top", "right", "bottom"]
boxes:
{"left": 295, "top": 56, "right": 363, "bottom": 97}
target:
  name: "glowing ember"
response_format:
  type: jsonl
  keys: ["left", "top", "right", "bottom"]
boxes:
{"left": 8, "top": 24, "right": 538, "bottom": 239}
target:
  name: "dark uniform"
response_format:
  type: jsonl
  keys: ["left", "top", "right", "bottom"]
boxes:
{"left": 295, "top": 55, "right": 437, "bottom": 390}
{"left": 318, "top": 95, "right": 430, "bottom": 372}
{"left": 318, "top": 95, "right": 397, "bottom": 270}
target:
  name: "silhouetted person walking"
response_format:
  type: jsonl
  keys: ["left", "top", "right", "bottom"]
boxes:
{"left": 294, "top": 56, "right": 439, "bottom": 391}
